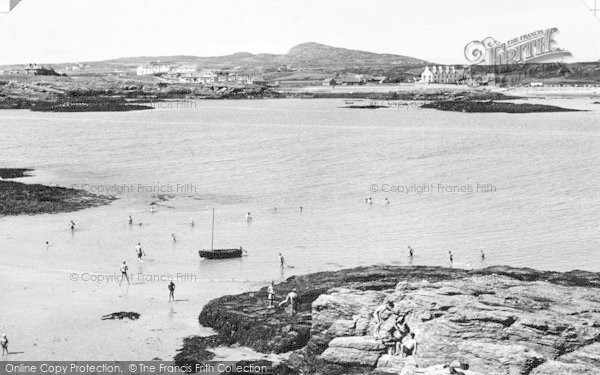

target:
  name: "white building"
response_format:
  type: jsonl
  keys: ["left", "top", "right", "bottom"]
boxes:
{"left": 136, "top": 63, "right": 174, "bottom": 76}
{"left": 179, "top": 70, "right": 217, "bottom": 84}
{"left": 421, "top": 65, "right": 465, "bottom": 84}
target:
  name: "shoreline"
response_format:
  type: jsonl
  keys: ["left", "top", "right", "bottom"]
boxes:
{"left": 0, "top": 168, "right": 115, "bottom": 215}
{"left": 178, "top": 265, "right": 600, "bottom": 374}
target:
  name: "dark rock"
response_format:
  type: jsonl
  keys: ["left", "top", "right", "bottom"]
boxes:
{"left": 101, "top": 311, "right": 140, "bottom": 320}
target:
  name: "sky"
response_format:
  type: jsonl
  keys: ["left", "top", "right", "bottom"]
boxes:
{"left": 0, "top": 0, "right": 599, "bottom": 65}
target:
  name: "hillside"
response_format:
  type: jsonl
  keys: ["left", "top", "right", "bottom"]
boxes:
{"left": 51, "top": 42, "right": 428, "bottom": 72}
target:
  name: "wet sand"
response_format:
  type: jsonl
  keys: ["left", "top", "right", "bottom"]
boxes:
{"left": 0, "top": 263, "right": 244, "bottom": 360}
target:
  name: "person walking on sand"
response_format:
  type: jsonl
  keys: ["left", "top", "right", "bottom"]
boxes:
{"left": 385, "top": 197, "right": 390, "bottom": 205}
{"left": 168, "top": 280, "right": 175, "bottom": 302}
{"left": 279, "top": 288, "right": 299, "bottom": 315}
{"left": 119, "top": 261, "right": 130, "bottom": 286}
{"left": 150, "top": 206, "right": 156, "bottom": 213}
{"left": 267, "top": 281, "right": 275, "bottom": 309}
{"left": 408, "top": 246, "right": 413, "bottom": 258}
{"left": 448, "top": 250, "right": 453, "bottom": 263}
{"left": 171, "top": 233, "right": 177, "bottom": 242}
{"left": 279, "top": 253, "right": 285, "bottom": 269}
{"left": 69, "top": 220, "right": 75, "bottom": 231}
{"left": 1, "top": 334, "right": 7, "bottom": 355}
{"left": 136, "top": 243, "right": 144, "bottom": 261}
{"left": 480, "top": 249, "right": 485, "bottom": 261}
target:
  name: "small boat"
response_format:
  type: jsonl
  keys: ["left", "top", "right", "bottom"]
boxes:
{"left": 199, "top": 208, "right": 246, "bottom": 260}
{"left": 199, "top": 248, "right": 243, "bottom": 259}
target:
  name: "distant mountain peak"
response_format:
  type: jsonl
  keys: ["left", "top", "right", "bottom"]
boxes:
{"left": 284, "top": 42, "right": 427, "bottom": 65}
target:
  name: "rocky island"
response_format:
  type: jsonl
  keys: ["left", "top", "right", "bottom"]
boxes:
{"left": 0, "top": 168, "right": 114, "bottom": 215}
{"left": 421, "top": 101, "right": 581, "bottom": 113}
{"left": 176, "top": 265, "right": 600, "bottom": 375}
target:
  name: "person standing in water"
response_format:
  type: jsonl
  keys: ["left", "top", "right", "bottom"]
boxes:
{"left": 136, "top": 243, "right": 144, "bottom": 262}
{"left": 300, "top": 206, "right": 303, "bottom": 213}
{"left": 168, "top": 280, "right": 175, "bottom": 302}
{"left": 279, "top": 253, "right": 285, "bottom": 269}
{"left": 171, "top": 234, "right": 177, "bottom": 242}
{"left": 119, "top": 261, "right": 130, "bottom": 286}
{"left": 1, "top": 334, "right": 7, "bottom": 355}
{"left": 246, "top": 212, "right": 252, "bottom": 221}
{"left": 267, "top": 281, "right": 275, "bottom": 309}
{"left": 128, "top": 216, "right": 133, "bottom": 225}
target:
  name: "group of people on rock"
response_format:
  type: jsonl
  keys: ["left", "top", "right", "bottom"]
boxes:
{"left": 266, "top": 280, "right": 299, "bottom": 315}
{"left": 373, "top": 301, "right": 418, "bottom": 358}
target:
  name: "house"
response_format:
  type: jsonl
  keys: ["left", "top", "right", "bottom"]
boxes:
{"left": 173, "top": 65, "right": 198, "bottom": 74}
{"left": 179, "top": 70, "right": 217, "bottom": 84}
{"left": 421, "top": 66, "right": 465, "bottom": 84}
{"left": 136, "top": 63, "right": 174, "bottom": 76}
{"left": 322, "top": 78, "right": 339, "bottom": 86}
{"left": 340, "top": 75, "right": 366, "bottom": 86}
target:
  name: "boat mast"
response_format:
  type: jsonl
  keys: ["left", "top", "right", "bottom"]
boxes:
{"left": 211, "top": 207, "right": 215, "bottom": 251}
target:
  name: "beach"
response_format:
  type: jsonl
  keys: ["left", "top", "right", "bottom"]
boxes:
{"left": 0, "top": 97, "right": 599, "bottom": 363}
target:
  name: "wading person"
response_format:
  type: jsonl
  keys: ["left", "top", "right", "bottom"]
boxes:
{"left": 279, "top": 253, "right": 285, "bottom": 269}
{"left": 136, "top": 242, "right": 144, "bottom": 262}
{"left": 119, "top": 261, "right": 130, "bottom": 286}
{"left": 279, "top": 288, "right": 299, "bottom": 315}
{"left": 168, "top": 280, "right": 175, "bottom": 302}
{"left": 128, "top": 215, "right": 133, "bottom": 225}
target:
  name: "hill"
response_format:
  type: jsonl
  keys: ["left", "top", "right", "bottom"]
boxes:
{"left": 62, "top": 42, "right": 429, "bottom": 71}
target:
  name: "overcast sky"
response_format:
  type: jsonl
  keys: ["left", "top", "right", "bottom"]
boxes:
{"left": 0, "top": 0, "right": 599, "bottom": 65}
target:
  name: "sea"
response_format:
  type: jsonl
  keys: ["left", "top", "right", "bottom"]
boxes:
{"left": 1, "top": 98, "right": 599, "bottom": 280}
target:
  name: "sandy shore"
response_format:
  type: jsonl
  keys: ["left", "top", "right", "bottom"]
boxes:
{"left": 0, "top": 263, "right": 229, "bottom": 360}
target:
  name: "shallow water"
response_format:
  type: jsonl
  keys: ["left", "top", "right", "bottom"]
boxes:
{"left": 1, "top": 98, "right": 599, "bottom": 276}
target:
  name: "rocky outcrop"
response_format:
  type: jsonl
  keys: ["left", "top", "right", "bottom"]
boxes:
{"left": 178, "top": 266, "right": 600, "bottom": 374}
{"left": 421, "top": 100, "right": 581, "bottom": 113}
